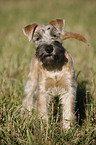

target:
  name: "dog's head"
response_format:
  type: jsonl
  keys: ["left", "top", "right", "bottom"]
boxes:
{"left": 23, "top": 19, "right": 66, "bottom": 69}
{"left": 23, "top": 19, "right": 88, "bottom": 69}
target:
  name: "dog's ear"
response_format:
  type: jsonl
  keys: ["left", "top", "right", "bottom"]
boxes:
{"left": 23, "top": 23, "right": 38, "bottom": 41}
{"left": 60, "top": 31, "right": 88, "bottom": 45}
{"left": 49, "top": 19, "right": 65, "bottom": 35}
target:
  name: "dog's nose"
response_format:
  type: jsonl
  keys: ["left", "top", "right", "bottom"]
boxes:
{"left": 45, "top": 45, "right": 53, "bottom": 53}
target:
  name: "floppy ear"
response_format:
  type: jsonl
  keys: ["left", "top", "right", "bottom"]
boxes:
{"left": 49, "top": 19, "right": 65, "bottom": 35}
{"left": 22, "top": 23, "right": 38, "bottom": 41}
{"left": 60, "top": 31, "right": 88, "bottom": 45}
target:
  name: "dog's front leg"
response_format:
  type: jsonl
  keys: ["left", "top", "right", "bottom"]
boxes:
{"left": 37, "top": 91, "right": 48, "bottom": 120}
{"left": 22, "top": 56, "right": 39, "bottom": 112}
{"left": 61, "top": 91, "right": 76, "bottom": 129}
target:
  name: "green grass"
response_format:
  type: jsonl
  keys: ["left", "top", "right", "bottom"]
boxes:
{"left": 0, "top": 0, "right": 96, "bottom": 144}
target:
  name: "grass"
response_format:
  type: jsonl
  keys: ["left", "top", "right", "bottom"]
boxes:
{"left": 0, "top": 0, "right": 96, "bottom": 144}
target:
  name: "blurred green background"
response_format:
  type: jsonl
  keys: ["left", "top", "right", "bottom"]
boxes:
{"left": 0, "top": 0, "right": 96, "bottom": 144}
{"left": 0, "top": 0, "right": 96, "bottom": 80}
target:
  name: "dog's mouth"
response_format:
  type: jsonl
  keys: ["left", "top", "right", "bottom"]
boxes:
{"left": 44, "top": 54, "right": 53, "bottom": 58}
{"left": 40, "top": 53, "right": 54, "bottom": 62}
{"left": 40, "top": 53, "right": 62, "bottom": 67}
{"left": 44, "top": 54, "right": 59, "bottom": 60}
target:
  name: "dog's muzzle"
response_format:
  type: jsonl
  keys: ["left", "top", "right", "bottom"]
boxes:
{"left": 36, "top": 42, "right": 66, "bottom": 70}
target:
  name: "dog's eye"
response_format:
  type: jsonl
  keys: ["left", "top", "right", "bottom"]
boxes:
{"left": 36, "top": 37, "right": 40, "bottom": 41}
{"left": 53, "top": 34, "right": 57, "bottom": 37}
{"left": 47, "top": 27, "right": 50, "bottom": 30}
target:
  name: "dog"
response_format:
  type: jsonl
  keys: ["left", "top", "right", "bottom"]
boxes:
{"left": 22, "top": 19, "right": 88, "bottom": 128}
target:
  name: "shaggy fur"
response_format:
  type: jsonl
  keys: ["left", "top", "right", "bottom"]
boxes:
{"left": 22, "top": 19, "right": 87, "bottom": 128}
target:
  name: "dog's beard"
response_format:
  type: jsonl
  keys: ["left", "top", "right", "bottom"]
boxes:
{"left": 36, "top": 42, "right": 68, "bottom": 70}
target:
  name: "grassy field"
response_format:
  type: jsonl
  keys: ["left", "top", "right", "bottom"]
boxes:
{"left": 0, "top": 0, "right": 96, "bottom": 144}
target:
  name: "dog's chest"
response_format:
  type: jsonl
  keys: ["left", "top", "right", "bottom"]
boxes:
{"left": 39, "top": 68, "right": 72, "bottom": 95}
